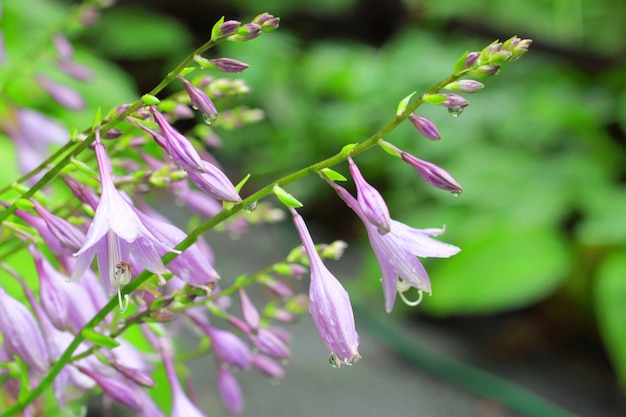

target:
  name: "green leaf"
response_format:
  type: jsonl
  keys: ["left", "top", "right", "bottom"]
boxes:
{"left": 595, "top": 250, "right": 626, "bottom": 387}
{"left": 421, "top": 222, "right": 570, "bottom": 315}
{"left": 320, "top": 168, "right": 346, "bottom": 182}
{"left": 81, "top": 328, "right": 121, "bottom": 349}
{"left": 272, "top": 184, "right": 303, "bottom": 208}
{"left": 141, "top": 94, "right": 160, "bottom": 105}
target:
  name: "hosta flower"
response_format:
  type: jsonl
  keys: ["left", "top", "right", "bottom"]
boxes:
{"left": 0, "top": 285, "right": 49, "bottom": 374}
{"left": 291, "top": 208, "right": 360, "bottom": 366}
{"left": 332, "top": 162, "right": 460, "bottom": 312}
{"left": 71, "top": 128, "right": 178, "bottom": 308}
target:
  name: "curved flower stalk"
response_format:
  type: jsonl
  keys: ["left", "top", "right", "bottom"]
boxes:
{"left": 71, "top": 128, "right": 180, "bottom": 308}
{"left": 327, "top": 161, "right": 461, "bottom": 313}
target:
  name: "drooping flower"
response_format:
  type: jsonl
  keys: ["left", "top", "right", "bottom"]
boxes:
{"left": 150, "top": 106, "right": 205, "bottom": 173}
{"left": 71, "top": 128, "right": 179, "bottom": 307}
{"left": 408, "top": 114, "right": 441, "bottom": 140}
{"left": 178, "top": 76, "right": 218, "bottom": 121}
{"left": 160, "top": 336, "right": 207, "bottom": 417}
{"left": 0, "top": 285, "right": 50, "bottom": 374}
{"left": 382, "top": 141, "right": 463, "bottom": 194}
{"left": 218, "top": 366, "right": 244, "bottom": 415}
{"left": 348, "top": 157, "right": 390, "bottom": 233}
{"left": 76, "top": 366, "right": 144, "bottom": 411}
{"left": 329, "top": 174, "right": 460, "bottom": 313}
{"left": 186, "top": 159, "right": 242, "bottom": 202}
{"left": 291, "top": 208, "right": 360, "bottom": 366}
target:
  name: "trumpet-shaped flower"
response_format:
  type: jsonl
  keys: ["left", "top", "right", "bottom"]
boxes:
{"left": 72, "top": 129, "right": 179, "bottom": 307}
{"left": 291, "top": 208, "right": 360, "bottom": 366}
{"left": 332, "top": 163, "right": 460, "bottom": 312}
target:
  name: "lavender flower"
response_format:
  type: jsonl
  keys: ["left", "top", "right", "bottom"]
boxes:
{"left": 71, "top": 129, "right": 179, "bottom": 308}
{"left": 330, "top": 180, "right": 460, "bottom": 313}
{"left": 408, "top": 114, "right": 441, "bottom": 140}
{"left": 444, "top": 80, "right": 485, "bottom": 93}
{"left": 186, "top": 159, "right": 242, "bottom": 202}
{"left": 30, "top": 246, "right": 69, "bottom": 330}
{"left": 178, "top": 76, "right": 218, "bottom": 121}
{"left": 0, "top": 285, "right": 50, "bottom": 374}
{"left": 77, "top": 366, "right": 144, "bottom": 411}
{"left": 189, "top": 314, "right": 251, "bottom": 369}
{"left": 348, "top": 157, "right": 390, "bottom": 233}
{"left": 209, "top": 58, "right": 249, "bottom": 73}
{"left": 161, "top": 337, "right": 207, "bottom": 417}
{"left": 384, "top": 142, "right": 463, "bottom": 194}
{"left": 36, "top": 74, "right": 85, "bottom": 110}
{"left": 291, "top": 208, "right": 360, "bottom": 366}
{"left": 132, "top": 207, "right": 220, "bottom": 287}
{"left": 150, "top": 106, "right": 205, "bottom": 172}
{"left": 32, "top": 200, "right": 85, "bottom": 252}
{"left": 218, "top": 366, "right": 244, "bottom": 415}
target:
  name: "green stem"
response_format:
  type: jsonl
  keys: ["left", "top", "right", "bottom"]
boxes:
{"left": 0, "top": 37, "right": 220, "bottom": 226}
{"left": 0, "top": 67, "right": 462, "bottom": 416}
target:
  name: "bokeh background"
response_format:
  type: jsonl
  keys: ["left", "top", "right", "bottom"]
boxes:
{"left": 3, "top": 0, "right": 626, "bottom": 415}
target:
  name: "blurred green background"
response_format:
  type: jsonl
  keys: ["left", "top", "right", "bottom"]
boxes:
{"left": 2, "top": 0, "right": 626, "bottom": 415}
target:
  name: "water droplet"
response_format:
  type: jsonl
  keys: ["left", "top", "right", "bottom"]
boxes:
{"left": 191, "top": 104, "right": 198, "bottom": 111}
{"left": 244, "top": 201, "right": 257, "bottom": 213}
{"left": 448, "top": 107, "right": 464, "bottom": 117}
{"left": 202, "top": 113, "right": 217, "bottom": 125}
{"left": 329, "top": 354, "right": 339, "bottom": 368}
{"left": 450, "top": 190, "right": 462, "bottom": 197}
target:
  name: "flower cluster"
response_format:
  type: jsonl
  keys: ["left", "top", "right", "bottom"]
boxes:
{"left": 0, "top": 6, "right": 532, "bottom": 415}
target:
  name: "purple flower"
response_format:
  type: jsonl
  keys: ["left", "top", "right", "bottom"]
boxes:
{"left": 291, "top": 208, "right": 360, "bottom": 366}
{"left": 150, "top": 106, "right": 205, "bottom": 172}
{"left": 161, "top": 337, "right": 207, "bottom": 417}
{"left": 0, "top": 286, "right": 50, "bottom": 374}
{"left": 77, "top": 366, "right": 144, "bottom": 411}
{"left": 218, "top": 366, "right": 244, "bottom": 415}
{"left": 348, "top": 157, "right": 390, "bottom": 233}
{"left": 408, "top": 114, "right": 441, "bottom": 140}
{"left": 444, "top": 80, "right": 484, "bottom": 93}
{"left": 132, "top": 207, "right": 219, "bottom": 287}
{"left": 189, "top": 314, "right": 251, "bottom": 369}
{"left": 249, "top": 328, "right": 291, "bottom": 360}
{"left": 218, "top": 20, "right": 241, "bottom": 37}
{"left": 209, "top": 58, "right": 249, "bottom": 73}
{"left": 401, "top": 153, "right": 463, "bottom": 194}
{"left": 30, "top": 246, "right": 69, "bottom": 330}
{"left": 32, "top": 200, "right": 85, "bottom": 252}
{"left": 251, "top": 353, "right": 285, "bottom": 379}
{"left": 71, "top": 129, "right": 179, "bottom": 307}
{"left": 239, "top": 288, "right": 260, "bottom": 332}
{"left": 384, "top": 142, "right": 463, "bottom": 194}
{"left": 330, "top": 182, "right": 460, "bottom": 313}
{"left": 178, "top": 77, "right": 218, "bottom": 121}
{"left": 36, "top": 74, "right": 85, "bottom": 110}
{"left": 186, "top": 160, "right": 242, "bottom": 202}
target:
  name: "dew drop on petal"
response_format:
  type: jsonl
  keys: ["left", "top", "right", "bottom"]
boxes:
{"left": 451, "top": 190, "right": 462, "bottom": 197}
{"left": 202, "top": 113, "right": 217, "bottom": 125}
{"left": 448, "top": 107, "right": 464, "bottom": 117}
{"left": 328, "top": 354, "right": 339, "bottom": 368}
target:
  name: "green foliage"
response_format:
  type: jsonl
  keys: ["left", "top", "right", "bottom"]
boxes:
{"left": 595, "top": 251, "right": 626, "bottom": 387}
{"left": 81, "top": 7, "right": 192, "bottom": 60}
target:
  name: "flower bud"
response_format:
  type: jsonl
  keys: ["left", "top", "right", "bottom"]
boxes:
{"left": 252, "top": 13, "right": 280, "bottom": 32}
{"left": 218, "top": 20, "right": 240, "bottom": 37}
{"left": 407, "top": 114, "right": 441, "bottom": 140}
{"left": 208, "top": 58, "right": 249, "bottom": 73}
{"left": 231, "top": 23, "right": 261, "bottom": 41}
{"left": 218, "top": 366, "right": 244, "bottom": 415}
{"left": 443, "top": 80, "right": 484, "bottom": 93}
